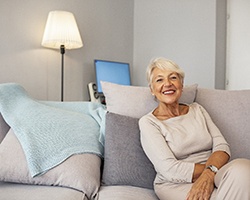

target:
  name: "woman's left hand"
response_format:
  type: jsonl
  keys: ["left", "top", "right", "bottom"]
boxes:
{"left": 186, "top": 169, "right": 215, "bottom": 200}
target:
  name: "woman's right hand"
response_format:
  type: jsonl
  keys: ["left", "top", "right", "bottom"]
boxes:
{"left": 186, "top": 169, "right": 215, "bottom": 200}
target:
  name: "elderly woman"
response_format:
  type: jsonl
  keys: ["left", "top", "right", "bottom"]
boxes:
{"left": 139, "top": 57, "right": 250, "bottom": 200}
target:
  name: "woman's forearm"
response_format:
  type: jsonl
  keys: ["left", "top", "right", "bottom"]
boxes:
{"left": 192, "top": 151, "right": 229, "bottom": 182}
{"left": 205, "top": 151, "right": 230, "bottom": 169}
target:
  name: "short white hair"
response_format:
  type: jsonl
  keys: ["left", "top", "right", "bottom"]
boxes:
{"left": 146, "top": 57, "right": 185, "bottom": 86}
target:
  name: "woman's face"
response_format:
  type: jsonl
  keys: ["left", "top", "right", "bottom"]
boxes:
{"left": 150, "top": 67, "right": 183, "bottom": 105}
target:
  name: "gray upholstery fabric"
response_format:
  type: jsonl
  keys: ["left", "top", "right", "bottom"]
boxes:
{"left": 102, "top": 112, "right": 156, "bottom": 189}
{"left": 0, "top": 113, "right": 10, "bottom": 143}
{"left": 195, "top": 88, "right": 250, "bottom": 160}
{"left": 0, "top": 182, "right": 86, "bottom": 200}
{"left": 98, "top": 186, "right": 159, "bottom": 200}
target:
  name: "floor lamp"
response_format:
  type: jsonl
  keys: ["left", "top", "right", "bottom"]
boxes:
{"left": 41, "top": 10, "right": 83, "bottom": 101}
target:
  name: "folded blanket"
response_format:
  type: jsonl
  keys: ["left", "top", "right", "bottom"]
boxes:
{"left": 0, "top": 83, "right": 106, "bottom": 177}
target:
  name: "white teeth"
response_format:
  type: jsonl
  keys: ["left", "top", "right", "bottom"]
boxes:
{"left": 163, "top": 90, "right": 174, "bottom": 94}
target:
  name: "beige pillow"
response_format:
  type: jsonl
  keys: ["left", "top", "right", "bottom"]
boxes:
{"left": 101, "top": 81, "right": 198, "bottom": 118}
{"left": 196, "top": 88, "right": 250, "bottom": 160}
{"left": 0, "top": 129, "right": 101, "bottom": 200}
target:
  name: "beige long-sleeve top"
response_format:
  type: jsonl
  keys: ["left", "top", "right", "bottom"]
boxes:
{"left": 139, "top": 103, "right": 230, "bottom": 185}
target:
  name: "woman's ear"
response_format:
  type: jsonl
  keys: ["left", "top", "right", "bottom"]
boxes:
{"left": 149, "top": 85, "right": 154, "bottom": 95}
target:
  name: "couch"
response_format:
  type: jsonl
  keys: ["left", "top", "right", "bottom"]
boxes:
{"left": 0, "top": 81, "right": 249, "bottom": 200}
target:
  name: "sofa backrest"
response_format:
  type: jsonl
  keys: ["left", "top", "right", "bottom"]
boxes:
{"left": 195, "top": 88, "right": 250, "bottom": 160}
{"left": 101, "top": 81, "right": 250, "bottom": 160}
{"left": 101, "top": 81, "right": 198, "bottom": 118}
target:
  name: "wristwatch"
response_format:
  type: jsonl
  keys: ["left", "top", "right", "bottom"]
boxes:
{"left": 206, "top": 165, "right": 218, "bottom": 174}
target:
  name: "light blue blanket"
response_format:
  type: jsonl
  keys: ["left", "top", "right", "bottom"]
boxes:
{"left": 0, "top": 83, "right": 106, "bottom": 177}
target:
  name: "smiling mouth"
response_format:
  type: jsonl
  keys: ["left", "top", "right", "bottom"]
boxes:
{"left": 163, "top": 90, "right": 175, "bottom": 95}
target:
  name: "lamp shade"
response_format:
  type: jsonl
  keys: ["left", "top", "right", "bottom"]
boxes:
{"left": 41, "top": 11, "right": 83, "bottom": 50}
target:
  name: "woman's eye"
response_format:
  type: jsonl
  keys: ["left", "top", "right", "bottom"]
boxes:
{"left": 170, "top": 76, "right": 177, "bottom": 80}
{"left": 156, "top": 78, "right": 163, "bottom": 82}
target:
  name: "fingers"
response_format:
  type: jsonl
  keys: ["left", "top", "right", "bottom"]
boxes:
{"left": 186, "top": 180, "right": 214, "bottom": 200}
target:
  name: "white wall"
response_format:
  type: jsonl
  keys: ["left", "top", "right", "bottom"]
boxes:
{"left": 0, "top": 0, "right": 134, "bottom": 101}
{"left": 226, "top": 0, "right": 250, "bottom": 90}
{"left": 0, "top": 0, "right": 228, "bottom": 102}
{"left": 133, "top": 0, "right": 226, "bottom": 89}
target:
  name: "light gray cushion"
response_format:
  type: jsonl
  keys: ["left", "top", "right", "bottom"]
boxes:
{"left": 98, "top": 186, "right": 158, "bottom": 200}
{"left": 0, "top": 129, "right": 100, "bottom": 200}
{"left": 0, "top": 113, "right": 10, "bottom": 143}
{"left": 101, "top": 81, "right": 198, "bottom": 118}
{"left": 0, "top": 181, "right": 87, "bottom": 200}
{"left": 102, "top": 112, "right": 156, "bottom": 189}
{"left": 195, "top": 88, "right": 250, "bottom": 160}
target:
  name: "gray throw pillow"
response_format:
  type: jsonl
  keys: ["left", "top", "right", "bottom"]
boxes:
{"left": 102, "top": 112, "right": 156, "bottom": 189}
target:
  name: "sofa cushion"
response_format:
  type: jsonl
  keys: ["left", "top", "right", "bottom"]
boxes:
{"left": 0, "top": 129, "right": 100, "bottom": 200}
{"left": 102, "top": 112, "right": 156, "bottom": 189}
{"left": 0, "top": 181, "right": 87, "bottom": 200}
{"left": 98, "top": 186, "right": 158, "bottom": 200}
{"left": 195, "top": 88, "right": 250, "bottom": 160}
{"left": 101, "top": 81, "right": 198, "bottom": 118}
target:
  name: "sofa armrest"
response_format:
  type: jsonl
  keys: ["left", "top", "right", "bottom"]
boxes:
{"left": 0, "top": 113, "right": 10, "bottom": 143}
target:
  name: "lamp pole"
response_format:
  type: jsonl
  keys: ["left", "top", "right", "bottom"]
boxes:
{"left": 60, "top": 45, "right": 65, "bottom": 101}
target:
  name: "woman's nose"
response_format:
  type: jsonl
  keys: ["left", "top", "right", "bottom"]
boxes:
{"left": 163, "top": 79, "right": 171, "bottom": 86}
